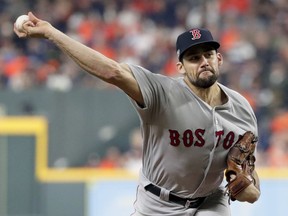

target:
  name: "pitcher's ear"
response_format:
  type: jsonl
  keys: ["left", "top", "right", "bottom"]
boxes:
{"left": 217, "top": 52, "right": 223, "bottom": 66}
{"left": 176, "top": 62, "right": 186, "bottom": 74}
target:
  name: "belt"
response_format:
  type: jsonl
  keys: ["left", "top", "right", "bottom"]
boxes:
{"left": 145, "top": 184, "right": 206, "bottom": 209}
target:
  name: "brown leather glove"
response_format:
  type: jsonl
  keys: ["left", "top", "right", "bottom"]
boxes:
{"left": 225, "top": 131, "right": 259, "bottom": 202}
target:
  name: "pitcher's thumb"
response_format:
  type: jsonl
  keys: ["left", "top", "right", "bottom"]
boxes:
{"left": 28, "top": 11, "right": 40, "bottom": 23}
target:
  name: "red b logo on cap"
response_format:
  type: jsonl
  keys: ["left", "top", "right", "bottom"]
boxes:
{"left": 190, "top": 29, "right": 201, "bottom": 40}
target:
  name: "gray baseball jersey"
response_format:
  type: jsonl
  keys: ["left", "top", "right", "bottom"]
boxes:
{"left": 128, "top": 64, "right": 258, "bottom": 214}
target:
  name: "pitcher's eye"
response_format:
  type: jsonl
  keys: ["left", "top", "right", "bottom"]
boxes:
{"left": 204, "top": 51, "right": 214, "bottom": 58}
{"left": 188, "top": 55, "right": 200, "bottom": 61}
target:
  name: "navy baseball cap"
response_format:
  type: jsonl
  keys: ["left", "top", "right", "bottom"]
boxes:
{"left": 176, "top": 28, "right": 220, "bottom": 60}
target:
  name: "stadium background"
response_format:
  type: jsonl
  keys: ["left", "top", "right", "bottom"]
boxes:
{"left": 0, "top": 0, "right": 288, "bottom": 215}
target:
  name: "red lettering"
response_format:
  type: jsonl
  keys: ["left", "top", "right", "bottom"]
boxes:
{"left": 223, "top": 131, "right": 235, "bottom": 149}
{"left": 168, "top": 129, "right": 240, "bottom": 149}
{"left": 169, "top": 129, "right": 181, "bottom": 146}
{"left": 194, "top": 129, "right": 205, "bottom": 147}
{"left": 190, "top": 29, "right": 201, "bottom": 40}
{"left": 215, "top": 130, "right": 224, "bottom": 147}
{"left": 183, "top": 129, "right": 194, "bottom": 147}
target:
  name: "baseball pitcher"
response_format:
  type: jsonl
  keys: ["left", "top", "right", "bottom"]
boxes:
{"left": 14, "top": 12, "right": 260, "bottom": 216}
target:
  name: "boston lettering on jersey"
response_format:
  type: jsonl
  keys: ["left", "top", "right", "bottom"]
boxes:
{"left": 169, "top": 129, "right": 241, "bottom": 149}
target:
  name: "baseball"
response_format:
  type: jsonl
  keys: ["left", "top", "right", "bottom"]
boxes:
{"left": 15, "top": 15, "right": 29, "bottom": 31}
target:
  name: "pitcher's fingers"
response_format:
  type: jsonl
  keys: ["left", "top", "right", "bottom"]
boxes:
{"left": 28, "top": 11, "right": 41, "bottom": 24}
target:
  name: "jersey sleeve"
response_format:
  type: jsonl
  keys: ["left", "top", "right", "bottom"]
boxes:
{"left": 127, "top": 64, "right": 173, "bottom": 121}
{"left": 221, "top": 84, "right": 259, "bottom": 143}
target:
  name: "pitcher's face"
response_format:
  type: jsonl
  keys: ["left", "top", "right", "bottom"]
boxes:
{"left": 177, "top": 45, "right": 223, "bottom": 88}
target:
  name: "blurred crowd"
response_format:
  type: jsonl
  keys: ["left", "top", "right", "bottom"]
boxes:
{"left": 85, "top": 127, "right": 143, "bottom": 173}
{"left": 1, "top": 0, "right": 288, "bottom": 167}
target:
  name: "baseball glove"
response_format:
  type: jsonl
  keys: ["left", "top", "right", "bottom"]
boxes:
{"left": 225, "top": 131, "right": 259, "bottom": 202}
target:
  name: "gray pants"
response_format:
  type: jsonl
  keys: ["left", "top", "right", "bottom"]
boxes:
{"left": 131, "top": 185, "right": 231, "bottom": 216}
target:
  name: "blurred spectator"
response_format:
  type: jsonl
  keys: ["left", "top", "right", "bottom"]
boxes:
{"left": 123, "top": 127, "right": 143, "bottom": 173}
{"left": 97, "top": 146, "right": 123, "bottom": 168}
{"left": 86, "top": 152, "right": 101, "bottom": 167}
{"left": 267, "top": 111, "right": 288, "bottom": 167}
{"left": 86, "top": 128, "right": 143, "bottom": 171}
